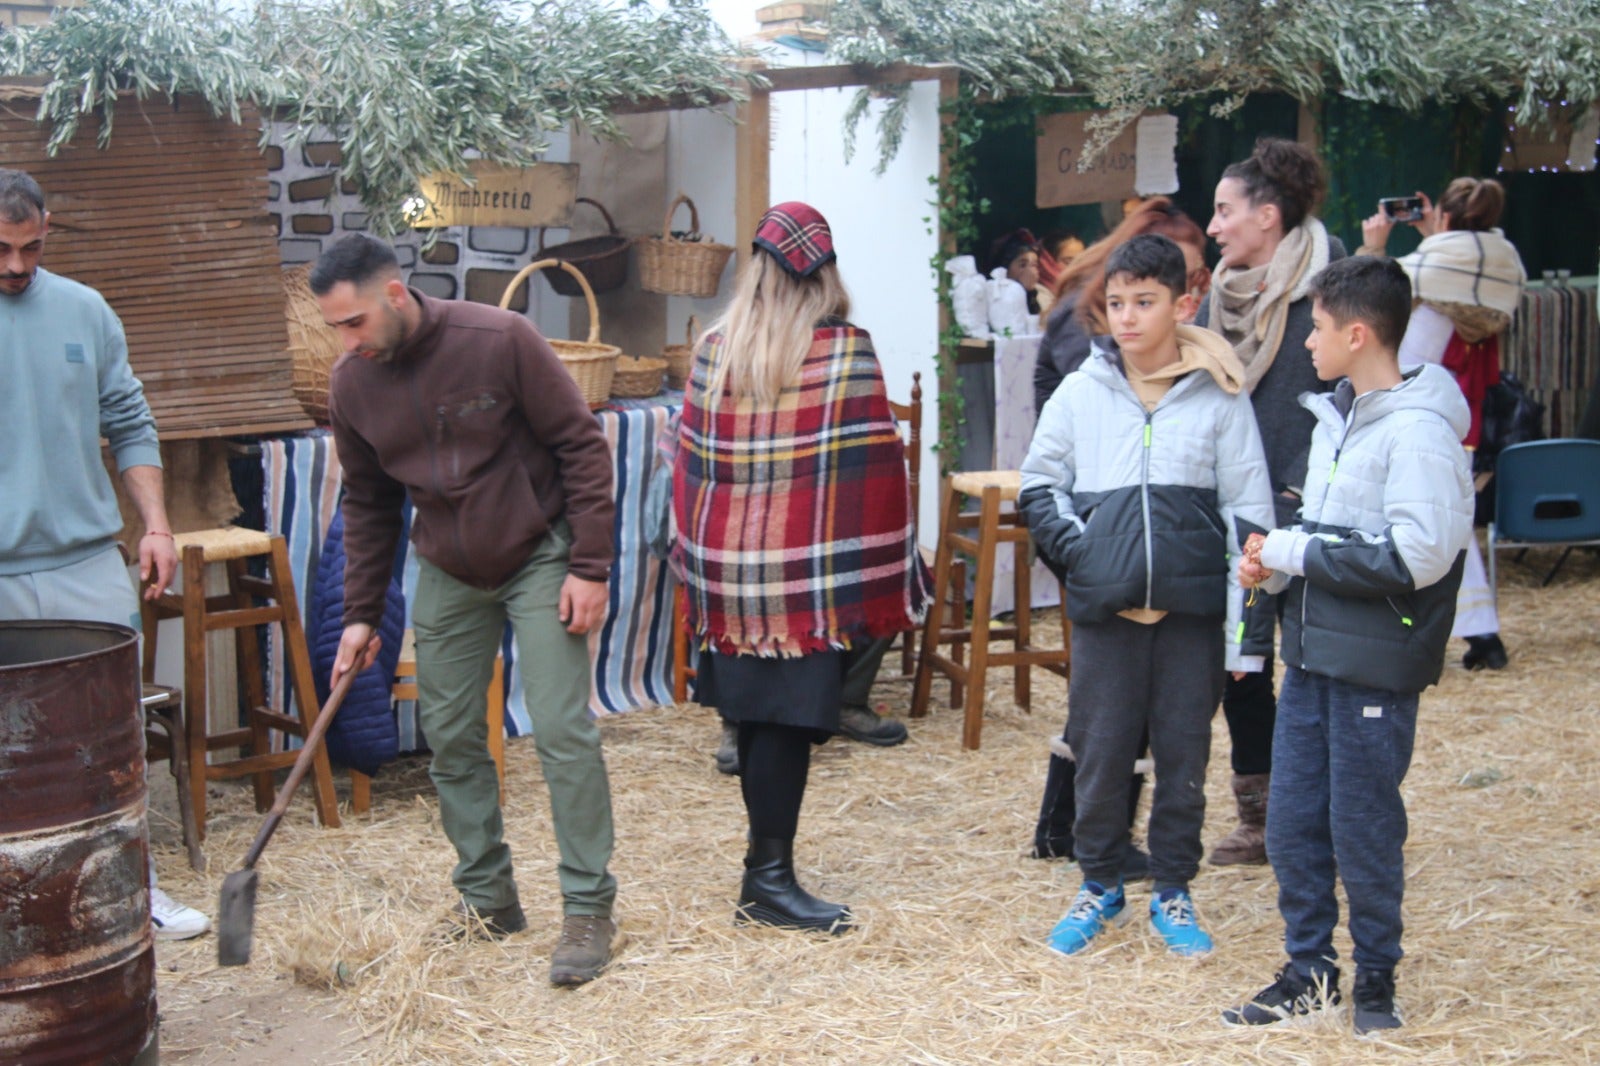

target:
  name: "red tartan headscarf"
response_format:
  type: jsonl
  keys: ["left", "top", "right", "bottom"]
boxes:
{"left": 753, "top": 201, "right": 836, "bottom": 278}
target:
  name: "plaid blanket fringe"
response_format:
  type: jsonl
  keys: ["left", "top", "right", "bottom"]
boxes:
{"left": 675, "top": 324, "right": 931, "bottom": 657}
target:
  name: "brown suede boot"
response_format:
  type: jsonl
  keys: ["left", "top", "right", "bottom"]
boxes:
{"left": 1209, "top": 773, "right": 1269, "bottom": 866}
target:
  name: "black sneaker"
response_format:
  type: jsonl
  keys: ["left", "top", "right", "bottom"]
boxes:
{"left": 1222, "top": 965, "right": 1341, "bottom": 1027}
{"left": 1122, "top": 844, "right": 1152, "bottom": 882}
{"left": 1352, "top": 969, "right": 1402, "bottom": 1034}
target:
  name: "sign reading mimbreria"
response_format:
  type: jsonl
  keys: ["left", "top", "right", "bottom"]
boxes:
{"left": 410, "top": 161, "right": 579, "bottom": 229}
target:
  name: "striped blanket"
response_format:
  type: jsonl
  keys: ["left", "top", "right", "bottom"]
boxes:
{"left": 674, "top": 323, "right": 930, "bottom": 657}
{"left": 264, "top": 398, "right": 678, "bottom": 757}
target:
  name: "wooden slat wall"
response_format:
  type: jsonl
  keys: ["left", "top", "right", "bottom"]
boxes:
{"left": 0, "top": 93, "right": 311, "bottom": 438}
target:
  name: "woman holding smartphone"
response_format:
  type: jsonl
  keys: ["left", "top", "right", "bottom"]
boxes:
{"left": 1361, "top": 177, "right": 1527, "bottom": 671}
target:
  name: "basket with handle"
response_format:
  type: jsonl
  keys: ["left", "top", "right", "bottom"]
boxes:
{"left": 498, "top": 259, "right": 620, "bottom": 409}
{"left": 282, "top": 263, "right": 343, "bottom": 424}
{"left": 661, "top": 315, "right": 700, "bottom": 390}
{"left": 610, "top": 356, "right": 667, "bottom": 399}
{"left": 536, "top": 197, "right": 630, "bottom": 296}
{"left": 636, "top": 193, "right": 734, "bottom": 298}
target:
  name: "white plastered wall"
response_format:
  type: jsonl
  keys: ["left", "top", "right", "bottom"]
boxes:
{"left": 666, "top": 65, "right": 944, "bottom": 542}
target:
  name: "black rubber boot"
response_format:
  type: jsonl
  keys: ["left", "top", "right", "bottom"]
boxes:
{"left": 737, "top": 838, "right": 853, "bottom": 934}
{"left": 1032, "top": 753, "right": 1077, "bottom": 858}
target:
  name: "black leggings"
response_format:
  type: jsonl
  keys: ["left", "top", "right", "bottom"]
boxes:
{"left": 737, "top": 722, "right": 813, "bottom": 841}
{"left": 1220, "top": 657, "right": 1276, "bottom": 775}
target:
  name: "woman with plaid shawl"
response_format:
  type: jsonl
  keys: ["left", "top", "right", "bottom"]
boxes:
{"left": 673, "top": 202, "right": 930, "bottom": 934}
{"left": 1361, "top": 176, "right": 1527, "bottom": 671}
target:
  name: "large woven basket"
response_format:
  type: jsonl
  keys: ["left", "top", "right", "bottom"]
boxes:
{"left": 636, "top": 193, "right": 733, "bottom": 298}
{"left": 536, "top": 197, "right": 630, "bottom": 296}
{"left": 661, "top": 315, "right": 699, "bottom": 390}
{"left": 610, "top": 356, "right": 667, "bottom": 399}
{"left": 282, "top": 263, "right": 343, "bottom": 424}
{"left": 498, "top": 259, "right": 620, "bottom": 408}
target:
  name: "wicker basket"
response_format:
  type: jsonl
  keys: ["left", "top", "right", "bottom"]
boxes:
{"left": 661, "top": 315, "right": 699, "bottom": 390}
{"left": 610, "top": 356, "right": 667, "bottom": 399}
{"left": 282, "top": 263, "right": 343, "bottom": 424}
{"left": 498, "top": 259, "right": 620, "bottom": 408}
{"left": 536, "top": 197, "right": 630, "bottom": 296}
{"left": 636, "top": 193, "right": 734, "bottom": 298}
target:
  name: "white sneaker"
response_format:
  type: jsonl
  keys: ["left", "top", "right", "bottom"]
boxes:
{"left": 150, "top": 886, "right": 211, "bottom": 941}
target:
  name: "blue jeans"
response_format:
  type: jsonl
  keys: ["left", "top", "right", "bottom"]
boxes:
{"left": 1269, "top": 667, "right": 1418, "bottom": 975}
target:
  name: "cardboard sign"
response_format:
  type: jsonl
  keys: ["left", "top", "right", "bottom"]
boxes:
{"left": 410, "top": 161, "right": 578, "bottom": 229}
{"left": 1035, "top": 111, "right": 1140, "bottom": 208}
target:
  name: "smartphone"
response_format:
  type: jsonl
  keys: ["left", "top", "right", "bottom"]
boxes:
{"left": 1379, "top": 196, "right": 1425, "bottom": 223}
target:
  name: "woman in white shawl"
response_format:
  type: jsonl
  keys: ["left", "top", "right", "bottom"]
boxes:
{"left": 1361, "top": 176, "right": 1527, "bottom": 670}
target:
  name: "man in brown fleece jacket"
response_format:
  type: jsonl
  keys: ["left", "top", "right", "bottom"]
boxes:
{"left": 315, "top": 234, "right": 619, "bottom": 986}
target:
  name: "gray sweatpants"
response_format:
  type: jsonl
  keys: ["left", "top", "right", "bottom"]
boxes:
{"left": 1066, "top": 612, "right": 1224, "bottom": 889}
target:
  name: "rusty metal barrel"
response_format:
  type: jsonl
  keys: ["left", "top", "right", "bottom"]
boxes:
{"left": 0, "top": 621, "right": 158, "bottom": 1065}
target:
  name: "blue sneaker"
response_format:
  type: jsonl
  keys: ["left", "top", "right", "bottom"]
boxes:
{"left": 1047, "top": 881, "right": 1127, "bottom": 956}
{"left": 1150, "top": 887, "right": 1213, "bottom": 956}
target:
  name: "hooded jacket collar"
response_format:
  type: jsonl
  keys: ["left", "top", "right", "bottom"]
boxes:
{"left": 1303, "top": 363, "right": 1471, "bottom": 441}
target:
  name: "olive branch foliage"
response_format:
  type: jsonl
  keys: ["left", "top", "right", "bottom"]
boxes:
{"left": 0, "top": 0, "right": 755, "bottom": 233}
{"left": 827, "top": 0, "right": 1600, "bottom": 174}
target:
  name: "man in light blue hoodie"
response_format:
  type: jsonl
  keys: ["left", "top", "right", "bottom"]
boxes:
{"left": 0, "top": 168, "right": 208, "bottom": 940}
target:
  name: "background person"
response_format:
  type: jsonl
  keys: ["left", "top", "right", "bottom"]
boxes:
{"left": 317, "top": 234, "right": 621, "bottom": 987}
{"left": 1196, "top": 137, "right": 1346, "bottom": 867}
{"left": 990, "top": 228, "right": 1055, "bottom": 317}
{"left": 0, "top": 167, "right": 206, "bottom": 941}
{"left": 1360, "top": 177, "right": 1525, "bottom": 670}
{"left": 674, "top": 203, "right": 930, "bottom": 934}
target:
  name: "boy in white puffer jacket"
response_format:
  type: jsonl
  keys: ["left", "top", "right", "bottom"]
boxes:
{"left": 1225, "top": 255, "right": 1473, "bottom": 1036}
{"left": 1021, "top": 234, "right": 1276, "bottom": 958}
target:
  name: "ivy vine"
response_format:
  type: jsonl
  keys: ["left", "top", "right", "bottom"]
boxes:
{"left": 925, "top": 84, "right": 989, "bottom": 474}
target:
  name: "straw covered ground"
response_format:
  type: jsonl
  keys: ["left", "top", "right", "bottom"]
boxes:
{"left": 155, "top": 544, "right": 1600, "bottom": 1065}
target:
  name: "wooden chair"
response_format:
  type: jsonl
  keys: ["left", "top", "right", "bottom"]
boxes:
{"left": 350, "top": 629, "right": 506, "bottom": 813}
{"left": 141, "top": 527, "right": 341, "bottom": 837}
{"left": 911, "top": 471, "right": 1071, "bottom": 750}
{"left": 140, "top": 683, "right": 206, "bottom": 872}
{"left": 671, "top": 372, "right": 927, "bottom": 703}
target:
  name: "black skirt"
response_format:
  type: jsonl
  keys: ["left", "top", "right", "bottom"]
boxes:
{"left": 694, "top": 649, "right": 845, "bottom": 738}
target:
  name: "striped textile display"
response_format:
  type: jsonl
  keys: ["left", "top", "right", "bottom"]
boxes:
{"left": 1502, "top": 278, "right": 1597, "bottom": 437}
{"left": 262, "top": 395, "right": 681, "bottom": 758}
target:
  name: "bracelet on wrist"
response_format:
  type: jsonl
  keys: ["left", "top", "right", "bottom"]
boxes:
{"left": 143, "top": 530, "right": 174, "bottom": 539}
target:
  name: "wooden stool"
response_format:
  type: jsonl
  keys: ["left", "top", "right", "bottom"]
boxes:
{"left": 911, "top": 471, "right": 1070, "bottom": 750}
{"left": 141, "top": 527, "right": 341, "bottom": 837}
{"left": 140, "top": 683, "right": 205, "bottom": 872}
{"left": 351, "top": 629, "right": 506, "bottom": 813}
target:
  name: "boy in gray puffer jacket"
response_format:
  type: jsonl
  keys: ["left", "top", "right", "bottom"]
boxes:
{"left": 1224, "top": 256, "right": 1472, "bottom": 1035}
{"left": 1021, "top": 235, "right": 1276, "bottom": 959}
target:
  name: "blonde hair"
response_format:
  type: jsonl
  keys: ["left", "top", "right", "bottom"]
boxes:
{"left": 700, "top": 254, "right": 851, "bottom": 407}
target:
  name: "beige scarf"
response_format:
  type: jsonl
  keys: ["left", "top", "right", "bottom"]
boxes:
{"left": 1208, "top": 217, "right": 1329, "bottom": 393}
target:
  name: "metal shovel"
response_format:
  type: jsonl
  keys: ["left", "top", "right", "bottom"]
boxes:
{"left": 216, "top": 668, "right": 356, "bottom": 966}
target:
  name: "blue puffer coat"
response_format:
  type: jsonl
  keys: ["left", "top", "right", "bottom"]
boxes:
{"left": 307, "top": 507, "right": 407, "bottom": 776}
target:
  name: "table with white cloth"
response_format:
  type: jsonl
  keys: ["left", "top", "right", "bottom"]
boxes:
{"left": 261, "top": 394, "right": 680, "bottom": 750}
{"left": 987, "top": 332, "right": 1061, "bottom": 616}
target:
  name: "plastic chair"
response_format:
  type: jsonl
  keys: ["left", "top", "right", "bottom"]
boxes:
{"left": 1487, "top": 439, "right": 1600, "bottom": 597}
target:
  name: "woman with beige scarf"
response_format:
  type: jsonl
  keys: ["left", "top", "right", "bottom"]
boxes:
{"left": 1193, "top": 137, "right": 1345, "bottom": 867}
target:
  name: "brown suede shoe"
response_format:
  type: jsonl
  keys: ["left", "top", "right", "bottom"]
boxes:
{"left": 442, "top": 898, "right": 527, "bottom": 942}
{"left": 549, "top": 915, "right": 619, "bottom": 986}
